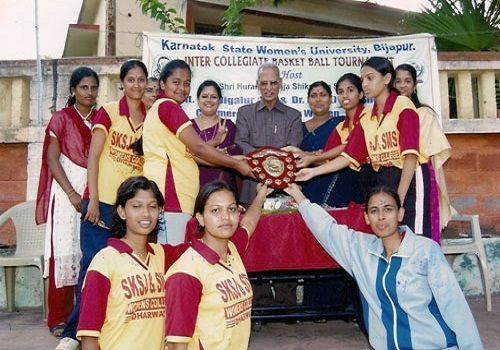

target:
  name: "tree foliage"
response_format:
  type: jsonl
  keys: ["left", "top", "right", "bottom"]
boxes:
{"left": 222, "top": 0, "right": 256, "bottom": 36}
{"left": 136, "top": 0, "right": 186, "bottom": 33}
{"left": 222, "top": 0, "right": 285, "bottom": 35}
{"left": 407, "top": 0, "right": 499, "bottom": 51}
{"left": 137, "top": 0, "right": 285, "bottom": 36}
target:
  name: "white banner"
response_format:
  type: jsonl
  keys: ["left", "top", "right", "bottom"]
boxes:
{"left": 142, "top": 32, "right": 440, "bottom": 121}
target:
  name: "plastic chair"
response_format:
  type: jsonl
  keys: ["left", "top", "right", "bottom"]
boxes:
{"left": 441, "top": 211, "right": 492, "bottom": 311}
{"left": 0, "top": 200, "right": 47, "bottom": 317}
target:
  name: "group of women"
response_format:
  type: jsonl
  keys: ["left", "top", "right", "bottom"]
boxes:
{"left": 292, "top": 57, "right": 452, "bottom": 244}
{"left": 35, "top": 58, "right": 256, "bottom": 350}
{"left": 35, "top": 56, "right": 480, "bottom": 350}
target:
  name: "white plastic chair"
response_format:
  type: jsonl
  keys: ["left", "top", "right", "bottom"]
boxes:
{"left": 441, "top": 210, "right": 492, "bottom": 311}
{"left": 0, "top": 200, "right": 47, "bottom": 316}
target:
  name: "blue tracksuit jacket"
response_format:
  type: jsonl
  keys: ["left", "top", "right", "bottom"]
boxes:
{"left": 298, "top": 200, "right": 483, "bottom": 350}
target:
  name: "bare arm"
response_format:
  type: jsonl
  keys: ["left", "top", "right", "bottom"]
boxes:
{"left": 296, "top": 144, "right": 345, "bottom": 168}
{"left": 193, "top": 156, "right": 216, "bottom": 167}
{"left": 46, "top": 137, "right": 82, "bottom": 212}
{"left": 397, "top": 154, "right": 418, "bottom": 205}
{"left": 166, "top": 343, "right": 187, "bottom": 350}
{"left": 81, "top": 336, "right": 100, "bottom": 350}
{"left": 295, "top": 155, "right": 351, "bottom": 182}
{"left": 179, "top": 125, "right": 254, "bottom": 179}
{"left": 240, "top": 184, "right": 272, "bottom": 238}
{"left": 84, "top": 129, "right": 106, "bottom": 225}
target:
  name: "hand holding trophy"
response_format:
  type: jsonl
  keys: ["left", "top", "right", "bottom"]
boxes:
{"left": 246, "top": 147, "right": 297, "bottom": 189}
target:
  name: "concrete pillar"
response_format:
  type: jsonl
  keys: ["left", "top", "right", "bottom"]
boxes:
{"left": 27, "top": 142, "right": 43, "bottom": 201}
{"left": 477, "top": 71, "right": 496, "bottom": 119}
{"left": 456, "top": 71, "right": 474, "bottom": 119}
{"left": 98, "top": 75, "right": 120, "bottom": 105}
{"left": 10, "top": 78, "right": 30, "bottom": 128}
{"left": 0, "top": 79, "right": 12, "bottom": 127}
{"left": 439, "top": 71, "right": 449, "bottom": 119}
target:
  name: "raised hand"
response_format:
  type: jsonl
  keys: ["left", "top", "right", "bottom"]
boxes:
{"left": 211, "top": 118, "right": 228, "bottom": 147}
{"left": 256, "top": 183, "right": 274, "bottom": 198}
{"left": 283, "top": 183, "right": 307, "bottom": 204}
{"left": 235, "top": 159, "right": 256, "bottom": 179}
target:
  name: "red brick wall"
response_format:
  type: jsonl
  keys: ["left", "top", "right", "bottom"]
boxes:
{"left": 444, "top": 133, "right": 500, "bottom": 234}
{"left": 0, "top": 143, "right": 27, "bottom": 245}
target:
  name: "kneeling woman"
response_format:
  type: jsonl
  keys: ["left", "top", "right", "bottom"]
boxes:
{"left": 165, "top": 181, "right": 270, "bottom": 350}
{"left": 77, "top": 177, "right": 188, "bottom": 350}
{"left": 284, "top": 183, "right": 482, "bottom": 350}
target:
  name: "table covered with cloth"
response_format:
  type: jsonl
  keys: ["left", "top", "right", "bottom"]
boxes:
{"left": 185, "top": 203, "right": 373, "bottom": 273}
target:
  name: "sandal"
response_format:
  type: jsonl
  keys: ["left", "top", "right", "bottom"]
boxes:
{"left": 50, "top": 323, "right": 66, "bottom": 338}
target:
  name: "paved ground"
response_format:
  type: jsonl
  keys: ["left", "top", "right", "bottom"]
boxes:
{"left": 0, "top": 295, "right": 498, "bottom": 349}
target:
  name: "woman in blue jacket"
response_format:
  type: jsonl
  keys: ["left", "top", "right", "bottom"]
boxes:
{"left": 285, "top": 183, "right": 482, "bottom": 350}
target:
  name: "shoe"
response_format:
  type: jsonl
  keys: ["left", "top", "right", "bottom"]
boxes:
{"left": 313, "top": 318, "right": 327, "bottom": 324}
{"left": 55, "top": 337, "right": 80, "bottom": 350}
{"left": 251, "top": 321, "right": 263, "bottom": 332}
{"left": 50, "top": 323, "right": 66, "bottom": 339}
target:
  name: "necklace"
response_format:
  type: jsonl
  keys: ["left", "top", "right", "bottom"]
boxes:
{"left": 201, "top": 238, "right": 231, "bottom": 266}
{"left": 135, "top": 250, "right": 148, "bottom": 258}
{"left": 122, "top": 238, "right": 148, "bottom": 258}
{"left": 307, "top": 116, "right": 331, "bottom": 135}
{"left": 197, "top": 116, "right": 219, "bottom": 141}
{"left": 73, "top": 105, "right": 93, "bottom": 122}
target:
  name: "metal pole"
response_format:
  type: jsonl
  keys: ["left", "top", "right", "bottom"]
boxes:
{"left": 34, "top": 0, "right": 43, "bottom": 126}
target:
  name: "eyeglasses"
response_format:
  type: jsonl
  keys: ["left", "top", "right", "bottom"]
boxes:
{"left": 259, "top": 80, "right": 280, "bottom": 88}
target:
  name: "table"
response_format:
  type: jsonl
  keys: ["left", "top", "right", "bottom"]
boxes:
{"left": 185, "top": 203, "right": 373, "bottom": 323}
{"left": 243, "top": 204, "right": 371, "bottom": 272}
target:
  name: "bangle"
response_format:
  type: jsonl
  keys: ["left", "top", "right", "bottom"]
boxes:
{"left": 66, "top": 189, "right": 77, "bottom": 198}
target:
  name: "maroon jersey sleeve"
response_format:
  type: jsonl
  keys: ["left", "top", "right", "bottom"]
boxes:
{"left": 324, "top": 128, "right": 342, "bottom": 151}
{"left": 342, "top": 123, "right": 368, "bottom": 167}
{"left": 77, "top": 270, "right": 111, "bottom": 334}
{"left": 397, "top": 108, "right": 420, "bottom": 154}
{"left": 158, "top": 100, "right": 191, "bottom": 135}
{"left": 165, "top": 273, "right": 202, "bottom": 338}
{"left": 91, "top": 106, "right": 112, "bottom": 133}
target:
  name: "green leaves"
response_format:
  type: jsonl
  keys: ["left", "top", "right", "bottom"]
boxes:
{"left": 136, "top": 0, "right": 186, "bottom": 33}
{"left": 407, "top": 0, "right": 499, "bottom": 51}
{"left": 137, "top": 0, "right": 288, "bottom": 36}
{"left": 222, "top": 0, "right": 256, "bottom": 36}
